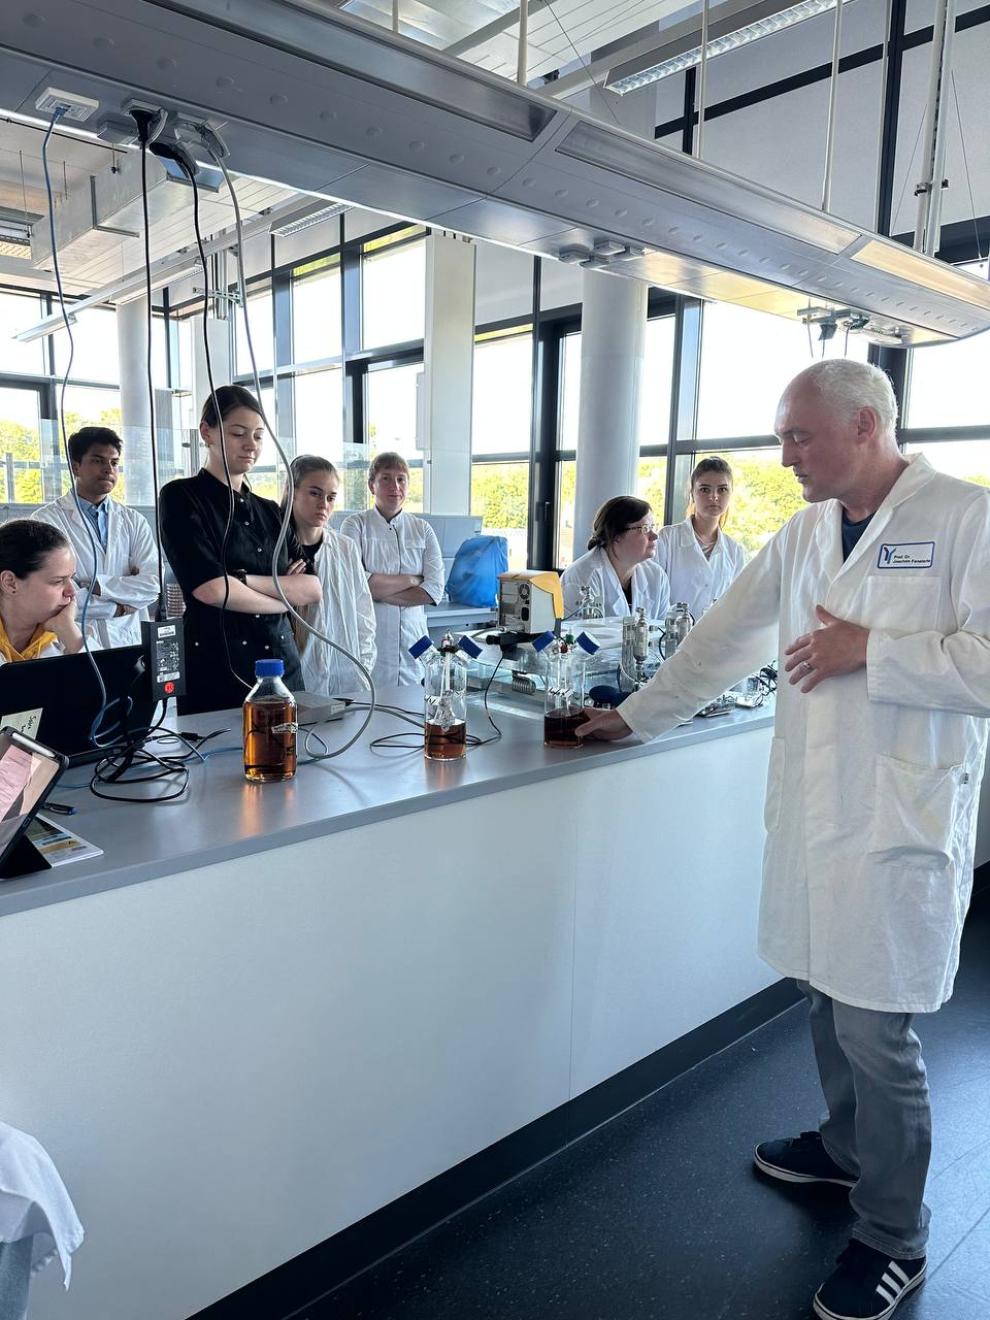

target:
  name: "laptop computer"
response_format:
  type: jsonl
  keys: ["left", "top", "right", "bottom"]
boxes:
{"left": 0, "top": 646, "right": 157, "bottom": 766}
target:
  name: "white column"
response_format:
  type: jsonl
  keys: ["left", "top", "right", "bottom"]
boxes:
{"left": 572, "top": 271, "right": 648, "bottom": 559}
{"left": 191, "top": 313, "right": 232, "bottom": 474}
{"left": 116, "top": 296, "right": 155, "bottom": 505}
{"left": 423, "top": 232, "right": 476, "bottom": 514}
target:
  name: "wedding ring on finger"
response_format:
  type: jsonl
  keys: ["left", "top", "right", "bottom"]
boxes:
{"left": 802, "top": 660, "right": 814, "bottom": 675}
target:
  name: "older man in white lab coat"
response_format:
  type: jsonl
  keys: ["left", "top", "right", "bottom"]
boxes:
{"left": 33, "top": 427, "right": 160, "bottom": 649}
{"left": 579, "top": 360, "right": 990, "bottom": 1320}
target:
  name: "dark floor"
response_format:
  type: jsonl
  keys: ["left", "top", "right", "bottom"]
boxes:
{"left": 309, "top": 900, "right": 990, "bottom": 1320}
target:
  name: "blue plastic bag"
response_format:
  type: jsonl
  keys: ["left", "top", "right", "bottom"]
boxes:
{"left": 445, "top": 534, "right": 508, "bottom": 607}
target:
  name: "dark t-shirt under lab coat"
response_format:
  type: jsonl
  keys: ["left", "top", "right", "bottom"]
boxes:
{"left": 159, "top": 470, "right": 304, "bottom": 715}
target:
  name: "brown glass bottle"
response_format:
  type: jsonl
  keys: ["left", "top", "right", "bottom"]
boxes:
{"left": 543, "top": 705, "right": 589, "bottom": 748}
{"left": 243, "top": 660, "right": 297, "bottom": 782}
{"left": 424, "top": 719, "right": 467, "bottom": 760}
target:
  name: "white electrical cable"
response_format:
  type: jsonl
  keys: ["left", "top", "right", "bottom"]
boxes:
{"left": 198, "top": 134, "right": 377, "bottom": 761}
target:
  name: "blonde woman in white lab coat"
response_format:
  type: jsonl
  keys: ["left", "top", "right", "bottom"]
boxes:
{"left": 652, "top": 456, "right": 746, "bottom": 620}
{"left": 339, "top": 452, "right": 445, "bottom": 688}
{"left": 561, "top": 496, "right": 670, "bottom": 620}
{"left": 32, "top": 427, "right": 160, "bottom": 649}
{"left": 0, "top": 521, "right": 85, "bottom": 664}
{"left": 287, "top": 455, "right": 376, "bottom": 695}
{"left": 579, "top": 360, "right": 990, "bottom": 1319}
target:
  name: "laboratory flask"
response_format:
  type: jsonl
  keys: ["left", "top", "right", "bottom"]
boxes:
{"left": 243, "top": 658, "right": 297, "bottom": 782}
{"left": 409, "top": 633, "right": 482, "bottom": 760}
{"left": 534, "top": 630, "right": 600, "bottom": 747}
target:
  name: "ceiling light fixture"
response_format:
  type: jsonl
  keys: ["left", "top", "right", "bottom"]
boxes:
{"left": 609, "top": 0, "right": 858, "bottom": 94}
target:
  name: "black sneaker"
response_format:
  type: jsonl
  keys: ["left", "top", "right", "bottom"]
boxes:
{"left": 753, "top": 1131, "right": 856, "bottom": 1187}
{"left": 813, "top": 1240, "right": 926, "bottom": 1319}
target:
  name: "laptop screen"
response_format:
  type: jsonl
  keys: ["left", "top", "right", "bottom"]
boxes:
{"left": 0, "top": 731, "right": 63, "bottom": 865}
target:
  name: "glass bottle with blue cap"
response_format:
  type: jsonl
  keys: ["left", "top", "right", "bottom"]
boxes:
{"left": 243, "top": 658, "right": 297, "bottom": 782}
{"left": 534, "top": 631, "right": 600, "bottom": 747}
{"left": 409, "top": 633, "right": 482, "bottom": 760}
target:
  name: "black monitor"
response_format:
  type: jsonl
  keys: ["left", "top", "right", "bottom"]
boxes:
{"left": 0, "top": 646, "right": 157, "bottom": 766}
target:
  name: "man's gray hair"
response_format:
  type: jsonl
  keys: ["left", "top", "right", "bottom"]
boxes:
{"left": 800, "top": 359, "right": 899, "bottom": 438}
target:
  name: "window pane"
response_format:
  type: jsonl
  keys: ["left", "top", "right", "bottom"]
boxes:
{"left": 558, "top": 333, "right": 581, "bottom": 453}
{"left": 60, "top": 386, "right": 123, "bottom": 496}
{"left": 693, "top": 447, "right": 805, "bottom": 556}
{"left": 152, "top": 315, "right": 169, "bottom": 390}
{"left": 637, "top": 457, "right": 667, "bottom": 524}
{"left": 362, "top": 239, "right": 425, "bottom": 349}
{"left": 473, "top": 333, "right": 532, "bottom": 456}
{"left": 293, "top": 369, "right": 343, "bottom": 463}
{"left": 905, "top": 440, "right": 990, "bottom": 486}
{"left": 0, "top": 386, "right": 43, "bottom": 503}
{"left": 365, "top": 361, "right": 424, "bottom": 512}
{"left": 471, "top": 461, "right": 529, "bottom": 570}
{"left": 697, "top": 304, "right": 870, "bottom": 440}
{"left": 555, "top": 458, "right": 576, "bottom": 568}
{"left": 0, "top": 291, "right": 46, "bottom": 375}
{"left": 638, "top": 318, "right": 674, "bottom": 449}
{"left": 53, "top": 306, "right": 119, "bottom": 383}
{"left": 293, "top": 263, "right": 341, "bottom": 362}
{"left": 235, "top": 290, "right": 274, "bottom": 375}
{"left": 243, "top": 385, "right": 280, "bottom": 501}
{"left": 907, "top": 266, "right": 990, "bottom": 427}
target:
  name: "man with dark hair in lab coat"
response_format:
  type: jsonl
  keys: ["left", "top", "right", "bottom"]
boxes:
{"left": 32, "top": 426, "right": 159, "bottom": 647}
{"left": 579, "top": 359, "right": 990, "bottom": 1320}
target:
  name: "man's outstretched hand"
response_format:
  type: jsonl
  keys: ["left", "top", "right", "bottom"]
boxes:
{"left": 576, "top": 709, "right": 634, "bottom": 742}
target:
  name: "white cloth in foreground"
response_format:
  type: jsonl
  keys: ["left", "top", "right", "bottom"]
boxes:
{"left": 652, "top": 519, "right": 746, "bottom": 620}
{"left": 621, "top": 456, "right": 990, "bottom": 1015}
{"left": 0, "top": 1121, "right": 84, "bottom": 1286}
{"left": 32, "top": 492, "right": 160, "bottom": 649}
{"left": 561, "top": 547, "right": 670, "bottom": 621}
{"left": 338, "top": 507, "right": 444, "bottom": 687}
{"left": 294, "top": 529, "right": 377, "bottom": 695}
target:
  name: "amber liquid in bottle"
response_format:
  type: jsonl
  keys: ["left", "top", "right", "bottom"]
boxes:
{"left": 544, "top": 706, "right": 589, "bottom": 748}
{"left": 243, "top": 699, "right": 297, "bottom": 782}
{"left": 424, "top": 719, "right": 467, "bottom": 760}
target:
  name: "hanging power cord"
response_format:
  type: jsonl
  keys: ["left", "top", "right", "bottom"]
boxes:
{"left": 41, "top": 106, "right": 130, "bottom": 751}
{"left": 190, "top": 125, "right": 380, "bottom": 762}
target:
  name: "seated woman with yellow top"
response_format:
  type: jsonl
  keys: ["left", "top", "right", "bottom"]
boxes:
{"left": 0, "top": 521, "right": 85, "bottom": 665}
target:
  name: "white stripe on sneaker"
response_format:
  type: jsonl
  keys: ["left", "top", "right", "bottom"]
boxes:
{"left": 888, "top": 1262, "right": 910, "bottom": 1286}
{"left": 880, "top": 1272, "right": 900, "bottom": 1293}
{"left": 876, "top": 1282, "right": 897, "bottom": 1304}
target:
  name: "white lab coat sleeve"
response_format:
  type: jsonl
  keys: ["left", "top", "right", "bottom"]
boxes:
{"left": 561, "top": 560, "right": 590, "bottom": 616}
{"left": 348, "top": 541, "right": 377, "bottom": 673}
{"left": 653, "top": 528, "right": 672, "bottom": 576}
{"left": 337, "top": 514, "right": 370, "bottom": 575}
{"left": 93, "top": 512, "right": 160, "bottom": 611}
{"left": 620, "top": 533, "right": 783, "bottom": 740}
{"left": 867, "top": 495, "right": 990, "bottom": 717}
{"left": 421, "top": 523, "right": 445, "bottom": 604}
{"left": 29, "top": 504, "right": 116, "bottom": 621}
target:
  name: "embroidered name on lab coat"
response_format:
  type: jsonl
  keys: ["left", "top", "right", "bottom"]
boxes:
{"left": 877, "top": 541, "right": 935, "bottom": 569}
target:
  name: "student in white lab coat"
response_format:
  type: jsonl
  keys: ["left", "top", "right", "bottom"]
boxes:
{"left": 562, "top": 497, "right": 669, "bottom": 620}
{"left": 286, "top": 455, "right": 376, "bottom": 695}
{"left": 339, "top": 452, "right": 444, "bottom": 687}
{"left": 32, "top": 427, "right": 160, "bottom": 649}
{"left": 0, "top": 521, "right": 84, "bottom": 664}
{"left": 579, "top": 360, "right": 990, "bottom": 1320}
{"left": 653, "top": 456, "right": 746, "bottom": 620}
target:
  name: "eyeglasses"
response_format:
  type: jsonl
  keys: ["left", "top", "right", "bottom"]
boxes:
{"left": 625, "top": 521, "right": 658, "bottom": 535}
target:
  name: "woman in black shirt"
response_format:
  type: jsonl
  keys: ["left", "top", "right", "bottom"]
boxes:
{"left": 159, "top": 386, "right": 320, "bottom": 714}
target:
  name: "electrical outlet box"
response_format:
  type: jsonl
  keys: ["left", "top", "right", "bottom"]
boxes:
{"left": 141, "top": 619, "right": 186, "bottom": 702}
{"left": 35, "top": 88, "right": 99, "bottom": 122}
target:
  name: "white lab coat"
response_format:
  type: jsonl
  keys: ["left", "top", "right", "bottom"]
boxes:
{"left": 294, "top": 529, "right": 377, "bottom": 695}
{"left": 338, "top": 507, "right": 445, "bottom": 687}
{"left": 562, "top": 547, "right": 670, "bottom": 621}
{"left": 653, "top": 519, "right": 746, "bottom": 620}
{"left": 620, "top": 456, "right": 990, "bottom": 1014}
{"left": 32, "top": 493, "right": 160, "bottom": 649}
{"left": 0, "top": 1121, "right": 84, "bottom": 1286}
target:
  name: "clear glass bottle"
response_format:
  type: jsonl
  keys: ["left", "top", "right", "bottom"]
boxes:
{"left": 535, "top": 631, "right": 600, "bottom": 747}
{"left": 243, "top": 659, "right": 297, "bottom": 783}
{"left": 410, "top": 634, "right": 480, "bottom": 760}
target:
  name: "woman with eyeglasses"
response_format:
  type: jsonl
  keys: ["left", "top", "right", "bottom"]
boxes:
{"left": 653, "top": 457, "right": 746, "bottom": 621}
{"left": 562, "top": 496, "right": 670, "bottom": 620}
{"left": 285, "top": 455, "right": 376, "bottom": 695}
